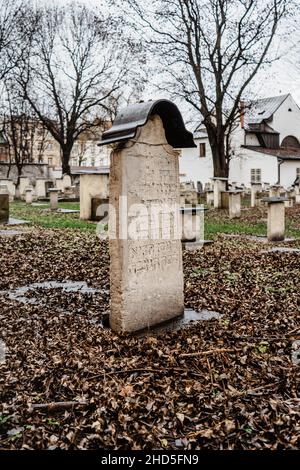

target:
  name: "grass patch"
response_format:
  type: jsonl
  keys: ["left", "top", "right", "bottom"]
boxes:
{"left": 9, "top": 201, "right": 96, "bottom": 231}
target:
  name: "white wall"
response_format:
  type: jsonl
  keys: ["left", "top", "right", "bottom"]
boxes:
{"left": 229, "top": 149, "right": 278, "bottom": 186}
{"left": 179, "top": 138, "right": 214, "bottom": 186}
{"left": 280, "top": 161, "right": 300, "bottom": 187}
{"left": 271, "top": 95, "right": 300, "bottom": 144}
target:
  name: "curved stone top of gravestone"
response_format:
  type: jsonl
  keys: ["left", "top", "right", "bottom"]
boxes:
{"left": 261, "top": 196, "right": 289, "bottom": 203}
{"left": 99, "top": 99, "right": 196, "bottom": 149}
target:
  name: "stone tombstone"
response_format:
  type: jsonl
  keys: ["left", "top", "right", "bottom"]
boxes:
{"left": 55, "top": 178, "right": 65, "bottom": 192}
{"left": 251, "top": 182, "right": 262, "bottom": 207}
{"left": 91, "top": 197, "right": 109, "bottom": 221}
{"left": 19, "top": 176, "right": 30, "bottom": 199}
{"left": 25, "top": 187, "right": 34, "bottom": 204}
{"left": 269, "top": 185, "right": 281, "bottom": 198}
{"left": 0, "top": 185, "right": 9, "bottom": 224}
{"left": 35, "top": 178, "right": 47, "bottom": 198}
{"left": 262, "top": 197, "right": 288, "bottom": 242}
{"left": 0, "top": 179, "right": 15, "bottom": 201}
{"left": 228, "top": 191, "right": 242, "bottom": 219}
{"left": 212, "top": 177, "right": 228, "bottom": 209}
{"left": 79, "top": 171, "right": 109, "bottom": 220}
{"left": 62, "top": 174, "right": 72, "bottom": 189}
{"left": 99, "top": 99, "right": 196, "bottom": 333}
{"left": 206, "top": 190, "right": 214, "bottom": 206}
{"left": 180, "top": 207, "right": 204, "bottom": 242}
{"left": 49, "top": 188, "right": 60, "bottom": 211}
{"left": 221, "top": 191, "right": 229, "bottom": 210}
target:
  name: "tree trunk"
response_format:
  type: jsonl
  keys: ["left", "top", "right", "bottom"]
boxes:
{"left": 62, "top": 149, "right": 71, "bottom": 175}
{"left": 206, "top": 127, "right": 229, "bottom": 179}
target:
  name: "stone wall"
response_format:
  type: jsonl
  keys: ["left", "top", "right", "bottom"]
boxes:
{"left": 0, "top": 163, "right": 49, "bottom": 182}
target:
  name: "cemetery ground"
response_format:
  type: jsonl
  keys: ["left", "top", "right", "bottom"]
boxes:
{"left": 0, "top": 201, "right": 299, "bottom": 450}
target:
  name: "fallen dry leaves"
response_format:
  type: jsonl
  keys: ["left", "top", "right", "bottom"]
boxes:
{"left": 0, "top": 228, "right": 299, "bottom": 449}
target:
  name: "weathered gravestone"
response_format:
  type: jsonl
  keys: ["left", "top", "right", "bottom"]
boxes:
{"left": 48, "top": 188, "right": 60, "bottom": 211}
{"left": 99, "top": 99, "right": 196, "bottom": 332}
{"left": 25, "top": 187, "right": 34, "bottom": 204}
{"left": 0, "top": 185, "right": 9, "bottom": 224}
{"left": 212, "top": 177, "right": 228, "bottom": 209}
{"left": 251, "top": 182, "right": 262, "bottom": 207}
{"left": 228, "top": 190, "right": 242, "bottom": 219}
{"left": 262, "top": 196, "right": 288, "bottom": 242}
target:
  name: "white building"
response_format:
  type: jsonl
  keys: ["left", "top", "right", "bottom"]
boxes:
{"left": 180, "top": 94, "right": 300, "bottom": 189}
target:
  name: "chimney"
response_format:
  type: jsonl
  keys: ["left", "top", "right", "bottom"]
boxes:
{"left": 240, "top": 100, "right": 245, "bottom": 129}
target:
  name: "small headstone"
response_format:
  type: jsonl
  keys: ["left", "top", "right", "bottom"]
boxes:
{"left": 228, "top": 191, "right": 242, "bottom": 219}
{"left": 261, "top": 197, "right": 288, "bottom": 242}
{"left": 212, "top": 177, "right": 228, "bottom": 209}
{"left": 251, "top": 183, "right": 262, "bottom": 207}
{"left": 48, "top": 188, "right": 60, "bottom": 211}
{"left": 25, "top": 187, "right": 34, "bottom": 204}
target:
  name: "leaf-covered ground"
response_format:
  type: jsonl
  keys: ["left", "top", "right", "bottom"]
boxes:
{"left": 0, "top": 227, "right": 299, "bottom": 449}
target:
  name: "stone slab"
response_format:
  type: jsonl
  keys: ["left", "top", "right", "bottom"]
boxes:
{"left": 56, "top": 208, "right": 80, "bottom": 213}
{"left": 5, "top": 218, "right": 30, "bottom": 226}
{"left": 262, "top": 247, "right": 300, "bottom": 254}
{"left": 0, "top": 230, "right": 25, "bottom": 237}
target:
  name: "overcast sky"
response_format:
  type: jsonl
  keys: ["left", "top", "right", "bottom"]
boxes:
{"left": 34, "top": 0, "right": 300, "bottom": 106}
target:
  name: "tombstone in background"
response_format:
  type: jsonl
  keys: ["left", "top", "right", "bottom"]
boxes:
{"left": 197, "top": 181, "right": 203, "bottom": 194}
{"left": 293, "top": 184, "right": 300, "bottom": 203}
{"left": 262, "top": 197, "right": 289, "bottom": 242}
{"left": 181, "top": 207, "right": 206, "bottom": 251}
{"left": 19, "top": 176, "right": 30, "bottom": 199}
{"left": 0, "top": 179, "right": 15, "bottom": 201}
{"left": 79, "top": 169, "right": 109, "bottom": 220}
{"left": 99, "top": 99, "right": 196, "bottom": 333}
{"left": 48, "top": 188, "right": 60, "bottom": 211}
{"left": 35, "top": 178, "right": 47, "bottom": 198}
{"left": 206, "top": 190, "right": 214, "bottom": 206}
{"left": 251, "top": 182, "right": 262, "bottom": 207}
{"left": 221, "top": 191, "right": 229, "bottom": 209}
{"left": 269, "top": 184, "right": 281, "bottom": 198}
{"left": 62, "top": 174, "right": 72, "bottom": 189}
{"left": 45, "top": 180, "right": 54, "bottom": 196}
{"left": 55, "top": 178, "right": 65, "bottom": 192}
{"left": 0, "top": 185, "right": 9, "bottom": 224}
{"left": 25, "top": 187, "right": 34, "bottom": 204}
{"left": 228, "top": 191, "right": 242, "bottom": 219}
{"left": 180, "top": 181, "right": 198, "bottom": 205}
{"left": 91, "top": 197, "right": 109, "bottom": 221}
{"left": 212, "top": 177, "right": 228, "bottom": 209}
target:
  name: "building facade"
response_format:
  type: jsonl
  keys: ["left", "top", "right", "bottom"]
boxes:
{"left": 180, "top": 94, "right": 300, "bottom": 188}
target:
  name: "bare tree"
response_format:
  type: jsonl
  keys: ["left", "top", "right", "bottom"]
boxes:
{"left": 1, "top": 80, "right": 41, "bottom": 186}
{"left": 0, "top": 0, "right": 37, "bottom": 80}
{"left": 18, "top": 3, "right": 134, "bottom": 175}
{"left": 122, "top": 0, "right": 289, "bottom": 178}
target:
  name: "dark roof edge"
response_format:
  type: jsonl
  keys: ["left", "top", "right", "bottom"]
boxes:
{"left": 99, "top": 99, "right": 196, "bottom": 149}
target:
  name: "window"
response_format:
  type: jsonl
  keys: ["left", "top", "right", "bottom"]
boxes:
{"left": 90, "top": 144, "right": 95, "bottom": 155}
{"left": 48, "top": 157, "right": 53, "bottom": 166}
{"left": 199, "top": 143, "right": 206, "bottom": 158}
{"left": 91, "top": 158, "right": 95, "bottom": 167}
{"left": 251, "top": 169, "right": 261, "bottom": 183}
{"left": 296, "top": 168, "right": 300, "bottom": 179}
{"left": 47, "top": 143, "right": 53, "bottom": 150}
